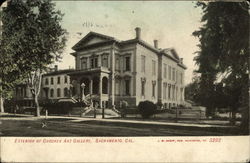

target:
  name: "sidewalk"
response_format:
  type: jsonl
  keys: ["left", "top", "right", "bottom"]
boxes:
{"left": 1, "top": 113, "right": 236, "bottom": 129}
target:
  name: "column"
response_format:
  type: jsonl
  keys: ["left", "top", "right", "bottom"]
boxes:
{"left": 157, "top": 55, "right": 163, "bottom": 103}
{"left": 89, "top": 77, "right": 93, "bottom": 94}
{"left": 110, "top": 44, "right": 115, "bottom": 107}
{"left": 99, "top": 75, "right": 102, "bottom": 108}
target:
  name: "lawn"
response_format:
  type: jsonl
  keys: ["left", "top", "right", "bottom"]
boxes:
{"left": 0, "top": 117, "right": 244, "bottom": 136}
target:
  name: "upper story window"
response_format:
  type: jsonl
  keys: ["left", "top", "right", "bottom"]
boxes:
{"left": 125, "top": 56, "right": 130, "bottom": 71}
{"left": 152, "top": 60, "right": 156, "bottom": 76}
{"left": 164, "top": 64, "right": 167, "bottom": 79}
{"left": 141, "top": 55, "right": 146, "bottom": 73}
{"left": 172, "top": 68, "right": 175, "bottom": 81}
{"left": 51, "top": 77, "right": 54, "bottom": 85}
{"left": 57, "top": 76, "right": 60, "bottom": 84}
{"left": 45, "top": 78, "right": 49, "bottom": 85}
{"left": 115, "top": 80, "right": 120, "bottom": 95}
{"left": 176, "top": 70, "right": 178, "bottom": 83}
{"left": 80, "top": 57, "right": 87, "bottom": 70}
{"left": 168, "top": 66, "right": 171, "bottom": 80}
{"left": 102, "top": 54, "right": 109, "bottom": 68}
{"left": 64, "top": 76, "right": 68, "bottom": 83}
{"left": 90, "top": 57, "right": 98, "bottom": 68}
{"left": 115, "top": 55, "right": 120, "bottom": 71}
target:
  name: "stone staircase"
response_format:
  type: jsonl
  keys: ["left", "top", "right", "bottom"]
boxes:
{"left": 82, "top": 108, "right": 120, "bottom": 117}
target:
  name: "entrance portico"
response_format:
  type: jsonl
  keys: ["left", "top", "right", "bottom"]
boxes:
{"left": 68, "top": 67, "right": 111, "bottom": 109}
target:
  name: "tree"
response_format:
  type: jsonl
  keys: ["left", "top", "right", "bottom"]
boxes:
{"left": 0, "top": 0, "right": 67, "bottom": 116}
{"left": 185, "top": 75, "right": 200, "bottom": 104}
{"left": 193, "top": 2, "right": 249, "bottom": 127}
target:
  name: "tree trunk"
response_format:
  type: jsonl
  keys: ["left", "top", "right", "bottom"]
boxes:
{"left": 230, "top": 107, "right": 236, "bottom": 125}
{"left": 35, "top": 95, "right": 40, "bottom": 117}
{"left": 0, "top": 96, "right": 4, "bottom": 113}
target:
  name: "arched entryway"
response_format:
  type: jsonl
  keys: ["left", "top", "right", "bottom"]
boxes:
{"left": 92, "top": 77, "right": 99, "bottom": 94}
{"left": 102, "top": 77, "right": 108, "bottom": 94}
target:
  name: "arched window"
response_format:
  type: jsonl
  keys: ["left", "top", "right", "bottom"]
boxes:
{"left": 102, "top": 77, "right": 108, "bottom": 94}
{"left": 50, "top": 89, "right": 54, "bottom": 98}
{"left": 64, "top": 87, "right": 68, "bottom": 97}
{"left": 57, "top": 88, "right": 61, "bottom": 97}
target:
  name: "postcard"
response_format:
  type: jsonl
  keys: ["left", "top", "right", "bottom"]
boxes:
{"left": 0, "top": 0, "right": 249, "bottom": 162}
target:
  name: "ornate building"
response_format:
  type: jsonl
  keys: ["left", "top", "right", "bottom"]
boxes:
{"left": 68, "top": 27, "right": 187, "bottom": 109}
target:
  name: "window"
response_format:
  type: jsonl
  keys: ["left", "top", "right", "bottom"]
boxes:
{"left": 141, "top": 55, "right": 146, "bottom": 73}
{"left": 172, "top": 85, "right": 175, "bottom": 100}
{"left": 57, "top": 76, "right": 60, "bottom": 84}
{"left": 168, "top": 85, "right": 171, "bottom": 100}
{"left": 90, "top": 57, "right": 98, "bottom": 68}
{"left": 164, "top": 64, "right": 167, "bottom": 79}
{"left": 51, "top": 77, "right": 54, "bottom": 85}
{"left": 125, "top": 79, "right": 130, "bottom": 95}
{"left": 172, "top": 68, "right": 175, "bottom": 81}
{"left": 94, "top": 57, "right": 98, "bottom": 67}
{"left": 115, "top": 80, "right": 120, "bottom": 95}
{"left": 125, "top": 56, "right": 130, "bottom": 71}
{"left": 163, "top": 83, "right": 167, "bottom": 100}
{"left": 141, "top": 78, "right": 146, "bottom": 97}
{"left": 81, "top": 57, "right": 87, "bottom": 69}
{"left": 152, "top": 60, "right": 156, "bottom": 76}
{"left": 115, "top": 56, "right": 120, "bottom": 71}
{"left": 176, "top": 70, "right": 178, "bottom": 83}
{"left": 102, "top": 54, "right": 109, "bottom": 68}
{"left": 64, "top": 88, "right": 68, "bottom": 97}
{"left": 45, "top": 78, "right": 49, "bottom": 85}
{"left": 180, "top": 88, "right": 183, "bottom": 101}
{"left": 57, "top": 88, "right": 61, "bottom": 97}
{"left": 50, "top": 89, "right": 54, "bottom": 97}
{"left": 176, "top": 87, "right": 178, "bottom": 101}
{"left": 168, "top": 66, "right": 171, "bottom": 80}
{"left": 90, "top": 58, "right": 94, "bottom": 68}
{"left": 64, "top": 76, "right": 68, "bottom": 83}
{"left": 152, "top": 81, "right": 156, "bottom": 98}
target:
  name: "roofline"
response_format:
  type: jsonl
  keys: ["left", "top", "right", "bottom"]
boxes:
{"left": 71, "top": 31, "right": 187, "bottom": 67}
{"left": 43, "top": 69, "right": 76, "bottom": 77}
{"left": 72, "top": 31, "right": 118, "bottom": 51}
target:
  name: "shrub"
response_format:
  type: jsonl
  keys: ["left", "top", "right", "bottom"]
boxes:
{"left": 41, "top": 101, "right": 75, "bottom": 115}
{"left": 138, "top": 100, "right": 157, "bottom": 119}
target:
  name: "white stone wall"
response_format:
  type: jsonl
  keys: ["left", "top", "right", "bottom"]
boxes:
{"left": 135, "top": 44, "right": 159, "bottom": 105}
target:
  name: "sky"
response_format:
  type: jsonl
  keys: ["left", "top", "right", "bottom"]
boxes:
{"left": 54, "top": 1, "right": 203, "bottom": 85}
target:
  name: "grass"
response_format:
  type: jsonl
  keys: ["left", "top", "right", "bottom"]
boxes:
{"left": 0, "top": 117, "right": 245, "bottom": 136}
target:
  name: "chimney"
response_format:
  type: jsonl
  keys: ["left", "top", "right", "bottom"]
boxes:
{"left": 180, "top": 58, "right": 183, "bottom": 63}
{"left": 54, "top": 65, "right": 58, "bottom": 71}
{"left": 154, "top": 40, "right": 158, "bottom": 49}
{"left": 135, "top": 27, "right": 141, "bottom": 39}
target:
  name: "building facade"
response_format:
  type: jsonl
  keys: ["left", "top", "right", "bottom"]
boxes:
{"left": 41, "top": 67, "right": 75, "bottom": 100}
{"left": 68, "top": 27, "right": 186, "bottom": 109}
